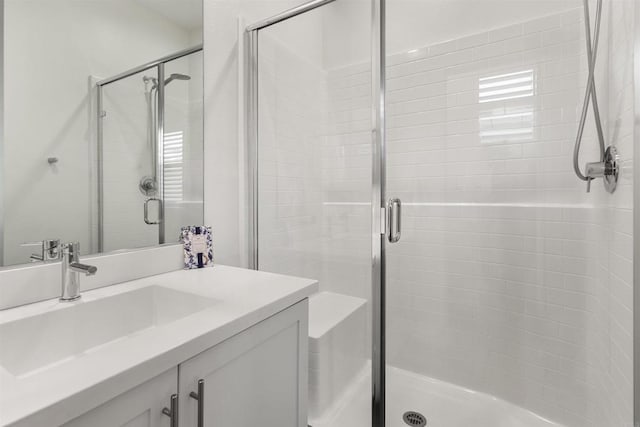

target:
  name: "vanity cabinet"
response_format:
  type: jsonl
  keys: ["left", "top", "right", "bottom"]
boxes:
{"left": 62, "top": 368, "right": 178, "bottom": 427}
{"left": 178, "top": 300, "right": 308, "bottom": 427}
{"left": 61, "top": 300, "right": 308, "bottom": 427}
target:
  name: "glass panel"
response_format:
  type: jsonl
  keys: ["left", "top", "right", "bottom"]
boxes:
{"left": 255, "top": 1, "right": 372, "bottom": 426}
{"left": 384, "top": 1, "right": 634, "bottom": 427}
{"left": 164, "top": 52, "right": 204, "bottom": 240}
{"left": 102, "top": 69, "right": 159, "bottom": 251}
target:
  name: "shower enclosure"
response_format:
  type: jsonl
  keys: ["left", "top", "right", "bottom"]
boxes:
{"left": 246, "top": 0, "right": 636, "bottom": 426}
{"left": 96, "top": 47, "right": 204, "bottom": 252}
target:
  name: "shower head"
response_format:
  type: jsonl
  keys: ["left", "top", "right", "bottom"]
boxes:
{"left": 164, "top": 73, "right": 191, "bottom": 85}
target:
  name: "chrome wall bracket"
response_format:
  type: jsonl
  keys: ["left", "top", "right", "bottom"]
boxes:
{"left": 585, "top": 145, "right": 619, "bottom": 193}
{"left": 139, "top": 176, "right": 158, "bottom": 196}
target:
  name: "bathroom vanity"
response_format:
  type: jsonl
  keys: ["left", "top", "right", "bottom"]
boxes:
{"left": 0, "top": 266, "right": 317, "bottom": 427}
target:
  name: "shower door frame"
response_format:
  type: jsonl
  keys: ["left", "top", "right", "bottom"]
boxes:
{"left": 95, "top": 45, "right": 203, "bottom": 252}
{"left": 633, "top": 1, "right": 640, "bottom": 426}
{"left": 244, "top": 0, "right": 387, "bottom": 425}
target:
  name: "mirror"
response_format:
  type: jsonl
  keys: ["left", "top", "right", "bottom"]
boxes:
{"left": 0, "top": 0, "right": 204, "bottom": 267}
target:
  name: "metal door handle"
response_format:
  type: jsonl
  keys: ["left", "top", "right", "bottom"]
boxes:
{"left": 387, "top": 198, "right": 401, "bottom": 243}
{"left": 162, "top": 394, "right": 178, "bottom": 427}
{"left": 189, "top": 379, "right": 205, "bottom": 427}
{"left": 144, "top": 197, "right": 162, "bottom": 225}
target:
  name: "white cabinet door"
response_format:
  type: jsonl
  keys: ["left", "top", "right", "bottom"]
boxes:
{"left": 62, "top": 367, "right": 177, "bottom": 427}
{"left": 179, "top": 300, "right": 308, "bottom": 427}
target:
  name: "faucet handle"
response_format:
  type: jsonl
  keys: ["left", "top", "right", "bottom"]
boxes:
{"left": 61, "top": 241, "right": 79, "bottom": 251}
{"left": 583, "top": 146, "right": 620, "bottom": 194}
{"left": 21, "top": 239, "right": 61, "bottom": 262}
{"left": 60, "top": 242, "right": 81, "bottom": 261}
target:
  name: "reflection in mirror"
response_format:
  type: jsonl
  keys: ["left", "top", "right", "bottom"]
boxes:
{"left": 1, "top": 0, "right": 203, "bottom": 267}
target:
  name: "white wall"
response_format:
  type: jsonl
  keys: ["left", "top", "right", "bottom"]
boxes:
{"left": 2, "top": 0, "right": 197, "bottom": 265}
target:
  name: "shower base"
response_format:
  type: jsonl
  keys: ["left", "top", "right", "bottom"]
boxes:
{"left": 310, "top": 365, "right": 563, "bottom": 427}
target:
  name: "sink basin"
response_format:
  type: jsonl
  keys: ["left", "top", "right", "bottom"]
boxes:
{"left": 0, "top": 286, "right": 217, "bottom": 377}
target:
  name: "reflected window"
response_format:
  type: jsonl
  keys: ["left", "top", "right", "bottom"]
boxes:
{"left": 163, "top": 131, "right": 184, "bottom": 202}
{"left": 478, "top": 69, "right": 535, "bottom": 144}
{"left": 478, "top": 69, "right": 534, "bottom": 103}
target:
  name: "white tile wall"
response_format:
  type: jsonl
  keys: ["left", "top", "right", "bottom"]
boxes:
{"left": 257, "top": 30, "right": 328, "bottom": 283}
{"left": 256, "top": 20, "right": 373, "bottom": 424}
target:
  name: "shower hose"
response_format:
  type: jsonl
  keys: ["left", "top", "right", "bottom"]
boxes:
{"left": 573, "top": 0, "right": 607, "bottom": 182}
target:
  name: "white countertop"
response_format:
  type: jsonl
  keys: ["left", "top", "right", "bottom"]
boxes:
{"left": 0, "top": 265, "right": 318, "bottom": 427}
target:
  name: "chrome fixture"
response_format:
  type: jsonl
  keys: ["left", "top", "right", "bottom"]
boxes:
{"left": 142, "top": 73, "right": 190, "bottom": 91}
{"left": 141, "top": 75, "right": 160, "bottom": 198}
{"left": 387, "top": 198, "right": 402, "bottom": 243}
{"left": 21, "top": 239, "right": 61, "bottom": 262}
{"left": 139, "top": 175, "right": 158, "bottom": 196}
{"left": 144, "top": 197, "right": 162, "bottom": 225}
{"left": 96, "top": 45, "right": 202, "bottom": 87}
{"left": 402, "top": 411, "right": 427, "bottom": 427}
{"left": 162, "top": 394, "right": 179, "bottom": 427}
{"left": 189, "top": 379, "right": 205, "bottom": 427}
{"left": 164, "top": 73, "right": 191, "bottom": 85}
{"left": 141, "top": 70, "right": 190, "bottom": 224}
{"left": 60, "top": 242, "right": 97, "bottom": 302}
{"left": 572, "top": 0, "right": 619, "bottom": 193}
{"left": 585, "top": 146, "right": 619, "bottom": 192}
{"left": 245, "top": 0, "right": 336, "bottom": 31}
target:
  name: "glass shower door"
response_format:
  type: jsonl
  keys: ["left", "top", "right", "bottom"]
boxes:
{"left": 163, "top": 53, "right": 204, "bottom": 242}
{"left": 381, "top": 0, "right": 634, "bottom": 426}
{"left": 251, "top": 1, "right": 373, "bottom": 426}
{"left": 100, "top": 52, "right": 203, "bottom": 252}
{"left": 101, "top": 69, "right": 160, "bottom": 252}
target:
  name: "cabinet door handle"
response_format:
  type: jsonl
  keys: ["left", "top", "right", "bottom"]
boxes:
{"left": 189, "top": 379, "right": 205, "bottom": 427}
{"left": 162, "top": 393, "right": 178, "bottom": 427}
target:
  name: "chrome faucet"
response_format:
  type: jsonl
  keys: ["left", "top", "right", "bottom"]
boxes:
{"left": 60, "top": 242, "right": 97, "bottom": 302}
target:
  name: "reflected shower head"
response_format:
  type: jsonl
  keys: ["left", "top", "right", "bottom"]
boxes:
{"left": 164, "top": 73, "right": 191, "bottom": 85}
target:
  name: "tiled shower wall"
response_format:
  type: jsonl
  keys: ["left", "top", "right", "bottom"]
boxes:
{"left": 326, "top": 5, "right": 633, "bottom": 427}
{"left": 257, "top": 29, "right": 373, "bottom": 303}
{"left": 257, "top": 32, "right": 328, "bottom": 283}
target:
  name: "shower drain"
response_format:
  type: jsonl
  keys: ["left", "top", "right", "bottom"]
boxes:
{"left": 402, "top": 411, "right": 427, "bottom": 426}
